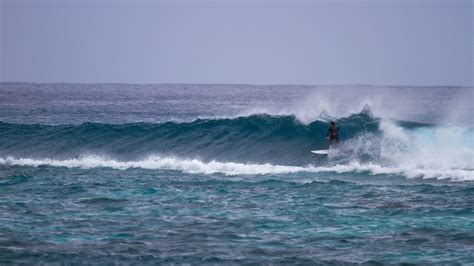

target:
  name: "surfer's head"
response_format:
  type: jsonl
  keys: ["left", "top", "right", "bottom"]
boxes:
{"left": 330, "top": 121, "right": 336, "bottom": 126}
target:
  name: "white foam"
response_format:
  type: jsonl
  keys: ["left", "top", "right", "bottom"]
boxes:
{"left": 329, "top": 120, "right": 474, "bottom": 181}
{"left": 379, "top": 121, "right": 474, "bottom": 172}
{"left": 0, "top": 155, "right": 306, "bottom": 176}
{"left": 1, "top": 155, "right": 472, "bottom": 181}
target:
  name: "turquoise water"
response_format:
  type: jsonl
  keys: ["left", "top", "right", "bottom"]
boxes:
{"left": 0, "top": 83, "right": 473, "bottom": 264}
{"left": 1, "top": 167, "right": 473, "bottom": 264}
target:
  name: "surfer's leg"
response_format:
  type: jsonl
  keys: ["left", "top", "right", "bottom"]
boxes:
{"left": 328, "top": 136, "right": 335, "bottom": 148}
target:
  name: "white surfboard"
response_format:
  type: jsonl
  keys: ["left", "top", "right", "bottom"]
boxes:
{"left": 311, "top": 149, "right": 329, "bottom": 155}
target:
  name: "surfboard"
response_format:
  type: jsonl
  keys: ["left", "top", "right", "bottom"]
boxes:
{"left": 311, "top": 149, "right": 328, "bottom": 155}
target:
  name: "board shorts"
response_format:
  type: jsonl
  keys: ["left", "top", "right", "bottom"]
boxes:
{"left": 329, "top": 135, "right": 339, "bottom": 142}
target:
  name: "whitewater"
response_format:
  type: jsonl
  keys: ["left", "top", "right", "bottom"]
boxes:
{"left": 0, "top": 83, "right": 473, "bottom": 264}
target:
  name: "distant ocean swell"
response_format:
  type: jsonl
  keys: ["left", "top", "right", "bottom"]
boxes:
{"left": 0, "top": 111, "right": 473, "bottom": 181}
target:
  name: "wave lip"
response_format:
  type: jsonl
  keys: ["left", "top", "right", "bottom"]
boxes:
{"left": 1, "top": 155, "right": 472, "bottom": 181}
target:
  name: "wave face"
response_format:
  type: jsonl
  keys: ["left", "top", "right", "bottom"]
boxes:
{"left": 0, "top": 112, "right": 379, "bottom": 165}
{"left": 1, "top": 111, "right": 473, "bottom": 180}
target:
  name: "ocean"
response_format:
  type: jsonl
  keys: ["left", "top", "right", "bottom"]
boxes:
{"left": 0, "top": 83, "right": 473, "bottom": 264}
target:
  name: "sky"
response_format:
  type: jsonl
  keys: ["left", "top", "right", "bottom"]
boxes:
{"left": 0, "top": 0, "right": 472, "bottom": 86}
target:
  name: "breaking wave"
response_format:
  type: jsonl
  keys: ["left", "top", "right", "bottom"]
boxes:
{"left": 0, "top": 109, "right": 472, "bottom": 181}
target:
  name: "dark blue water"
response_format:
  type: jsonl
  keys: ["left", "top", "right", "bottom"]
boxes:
{"left": 0, "top": 83, "right": 473, "bottom": 264}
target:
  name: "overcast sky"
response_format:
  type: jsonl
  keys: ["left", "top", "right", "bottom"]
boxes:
{"left": 0, "top": 0, "right": 472, "bottom": 86}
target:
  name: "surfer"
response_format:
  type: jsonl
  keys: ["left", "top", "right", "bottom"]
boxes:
{"left": 327, "top": 121, "right": 339, "bottom": 147}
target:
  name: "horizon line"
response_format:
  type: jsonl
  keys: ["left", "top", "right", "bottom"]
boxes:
{"left": 0, "top": 81, "right": 472, "bottom": 88}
